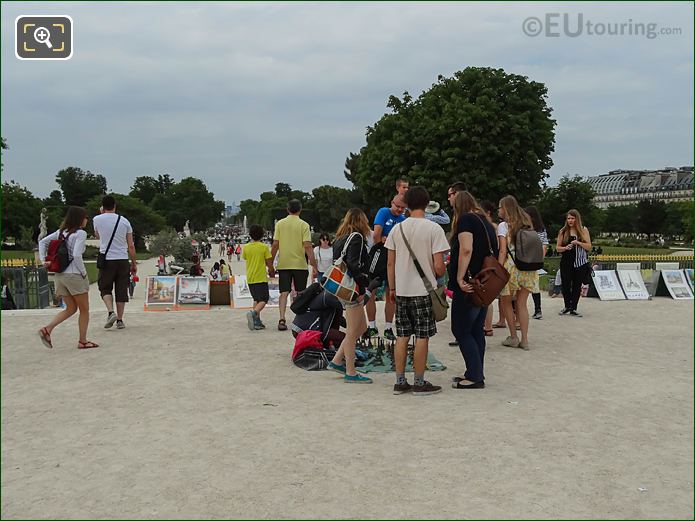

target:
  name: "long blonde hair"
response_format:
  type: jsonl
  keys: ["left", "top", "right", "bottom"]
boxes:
{"left": 558, "top": 209, "right": 588, "bottom": 245}
{"left": 450, "top": 191, "right": 488, "bottom": 241}
{"left": 336, "top": 208, "right": 371, "bottom": 240}
{"left": 499, "top": 195, "right": 532, "bottom": 246}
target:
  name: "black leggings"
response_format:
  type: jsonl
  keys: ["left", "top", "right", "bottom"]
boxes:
{"left": 532, "top": 292, "right": 541, "bottom": 313}
{"left": 560, "top": 263, "right": 587, "bottom": 311}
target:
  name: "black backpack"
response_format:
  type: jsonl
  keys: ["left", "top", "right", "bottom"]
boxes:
{"left": 367, "top": 242, "right": 387, "bottom": 281}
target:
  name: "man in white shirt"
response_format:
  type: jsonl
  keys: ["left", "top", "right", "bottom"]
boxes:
{"left": 93, "top": 195, "right": 137, "bottom": 329}
{"left": 385, "top": 186, "right": 449, "bottom": 396}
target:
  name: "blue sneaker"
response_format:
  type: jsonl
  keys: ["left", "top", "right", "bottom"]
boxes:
{"left": 246, "top": 310, "right": 256, "bottom": 331}
{"left": 344, "top": 373, "right": 373, "bottom": 384}
{"left": 327, "top": 361, "right": 346, "bottom": 374}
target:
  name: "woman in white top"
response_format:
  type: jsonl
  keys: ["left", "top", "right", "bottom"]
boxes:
{"left": 38, "top": 206, "right": 98, "bottom": 349}
{"left": 313, "top": 234, "right": 333, "bottom": 281}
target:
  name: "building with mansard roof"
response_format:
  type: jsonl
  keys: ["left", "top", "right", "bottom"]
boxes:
{"left": 586, "top": 167, "right": 693, "bottom": 208}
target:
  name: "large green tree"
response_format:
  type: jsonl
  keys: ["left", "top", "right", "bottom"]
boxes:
{"left": 151, "top": 177, "right": 224, "bottom": 232}
{"left": 86, "top": 193, "right": 165, "bottom": 250}
{"left": 635, "top": 200, "right": 667, "bottom": 241}
{"left": 55, "top": 166, "right": 108, "bottom": 206}
{"left": 1, "top": 181, "right": 43, "bottom": 241}
{"left": 604, "top": 205, "right": 637, "bottom": 237}
{"left": 310, "top": 185, "right": 354, "bottom": 232}
{"left": 129, "top": 174, "right": 175, "bottom": 205}
{"left": 351, "top": 67, "right": 556, "bottom": 207}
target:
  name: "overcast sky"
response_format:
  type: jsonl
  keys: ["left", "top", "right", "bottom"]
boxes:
{"left": 2, "top": 1, "right": 693, "bottom": 206}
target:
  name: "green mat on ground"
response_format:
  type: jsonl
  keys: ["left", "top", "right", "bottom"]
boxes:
{"left": 357, "top": 352, "right": 446, "bottom": 373}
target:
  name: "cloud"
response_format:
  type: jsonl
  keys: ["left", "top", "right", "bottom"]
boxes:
{"left": 2, "top": 1, "right": 692, "bottom": 206}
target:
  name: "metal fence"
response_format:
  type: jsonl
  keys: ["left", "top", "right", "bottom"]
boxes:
{"left": 1, "top": 266, "right": 52, "bottom": 309}
{"left": 589, "top": 254, "right": 694, "bottom": 270}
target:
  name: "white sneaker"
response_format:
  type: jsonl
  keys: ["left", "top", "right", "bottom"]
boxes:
{"left": 104, "top": 313, "right": 117, "bottom": 329}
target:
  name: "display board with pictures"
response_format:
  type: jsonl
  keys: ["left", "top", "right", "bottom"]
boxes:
{"left": 231, "top": 275, "right": 254, "bottom": 309}
{"left": 660, "top": 270, "right": 693, "bottom": 300}
{"left": 176, "top": 276, "right": 210, "bottom": 309}
{"left": 144, "top": 276, "right": 178, "bottom": 311}
{"left": 616, "top": 270, "right": 650, "bottom": 300}
{"left": 684, "top": 269, "right": 694, "bottom": 291}
{"left": 589, "top": 270, "right": 626, "bottom": 300}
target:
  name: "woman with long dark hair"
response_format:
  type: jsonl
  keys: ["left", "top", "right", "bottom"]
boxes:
{"left": 525, "top": 206, "right": 549, "bottom": 319}
{"left": 448, "top": 192, "right": 499, "bottom": 389}
{"left": 556, "top": 209, "right": 592, "bottom": 316}
{"left": 38, "top": 206, "right": 98, "bottom": 349}
{"left": 327, "top": 208, "right": 373, "bottom": 384}
{"left": 313, "top": 233, "right": 333, "bottom": 281}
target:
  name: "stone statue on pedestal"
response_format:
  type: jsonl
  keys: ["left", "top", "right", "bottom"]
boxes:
{"left": 183, "top": 220, "right": 191, "bottom": 237}
{"left": 38, "top": 208, "right": 48, "bottom": 242}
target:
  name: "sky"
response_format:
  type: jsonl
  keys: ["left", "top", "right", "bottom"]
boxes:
{"left": 1, "top": 1, "right": 693, "bottom": 207}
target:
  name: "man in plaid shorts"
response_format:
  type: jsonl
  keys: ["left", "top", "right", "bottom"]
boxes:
{"left": 385, "top": 186, "right": 450, "bottom": 396}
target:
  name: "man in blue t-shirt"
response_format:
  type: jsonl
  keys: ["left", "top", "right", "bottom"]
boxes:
{"left": 366, "top": 194, "right": 407, "bottom": 340}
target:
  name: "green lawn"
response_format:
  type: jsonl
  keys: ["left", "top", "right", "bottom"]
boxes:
{"left": 595, "top": 246, "right": 681, "bottom": 256}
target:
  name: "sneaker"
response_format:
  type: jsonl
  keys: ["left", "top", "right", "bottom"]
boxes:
{"left": 502, "top": 336, "right": 520, "bottom": 348}
{"left": 393, "top": 381, "right": 413, "bottom": 395}
{"left": 383, "top": 328, "right": 396, "bottom": 341}
{"left": 116, "top": 320, "right": 125, "bottom": 330}
{"left": 104, "top": 312, "right": 117, "bottom": 329}
{"left": 558, "top": 308, "right": 571, "bottom": 315}
{"left": 246, "top": 311, "right": 256, "bottom": 331}
{"left": 532, "top": 310, "right": 543, "bottom": 320}
{"left": 448, "top": 340, "right": 459, "bottom": 347}
{"left": 569, "top": 310, "right": 582, "bottom": 317}
{"left": 327, "top": 361, "right": 346, "bottom": 374}
{"left": 255, "top": 320, "right": 266, "bottom": 329}
{"left": 518, "top": 341, "right": 530, "bottom": 351}
{"left": 365, "top": 327, "right": 379, "bottom": 338}
{"left": 344, "top": 373, "right": 373, "bottom": 384}
{"left": 413, "top": 381, "right": 442, "bottom": 396}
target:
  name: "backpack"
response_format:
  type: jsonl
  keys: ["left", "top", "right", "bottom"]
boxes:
{"left": 367, "top": 242, "right": 387, "bottom": 281}
{"left": 45, "top": 232, "right": 73, "bottom": 273}
{"left": 513, "top": 229, "right": 545, "bottom": 271}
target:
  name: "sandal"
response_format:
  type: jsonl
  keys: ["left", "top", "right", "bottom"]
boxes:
{"left": 77, "top": 341, "right": 99, "bottom": 349}
{"left": 484, "top": 329, "right": 494, "bottom": 336}
{"left": 38, "top": 327, "right": 52, "bottom": 349}
{"left": 277, "top": 319, "right": 288, "bottom": 331}
{"left": 492, "top": 323, "right": 506, "bottom": 329}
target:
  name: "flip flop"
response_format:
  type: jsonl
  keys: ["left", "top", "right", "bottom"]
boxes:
{"left": 484, "top": 329, "right": 494, "bottom": 336}
{"left": 38, "top": 327, "right": 52, "bottom": 349}
{"left": 277, "top": 319, "right": 288, "bottom": 331}
{"left": 77, "top": 341, "right": 99, "bottom": 349}
{"left": 492, "top": 323, "right": 506, "bottom": 329}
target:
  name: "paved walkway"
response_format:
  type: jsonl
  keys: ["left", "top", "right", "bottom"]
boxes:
{"left": 1, "top": 247, "right": 693, "bottom": 519}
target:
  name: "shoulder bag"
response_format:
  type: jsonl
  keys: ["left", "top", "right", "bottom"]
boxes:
{"left": 467, "top": 214, "right": 510, "bottom": 307}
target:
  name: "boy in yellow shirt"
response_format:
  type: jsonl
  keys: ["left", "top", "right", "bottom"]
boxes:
{"left": 242, "top": 225, "right": 276, "bottom": 330}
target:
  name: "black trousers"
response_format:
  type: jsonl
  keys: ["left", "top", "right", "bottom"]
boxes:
{"left": 560, "top": 263, "right": 586, "bottom": 311}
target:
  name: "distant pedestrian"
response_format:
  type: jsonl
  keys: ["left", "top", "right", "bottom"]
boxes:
{"left": 525, "top": 206, "right": 549, "bottom": 320}
{"left": 93, "top": 195, "right": 137, "bottom": 331}
{"left": 210, "top": 262, "right": 221, "bottom": 280}
{"left": 219, "top": 259, "right": 231, "bottom": 280}
{"left": 38, "top": 206, "right": 98, "bottom": 349}
{"left": 313, "top": 234, "right": 333, "bottom": 281}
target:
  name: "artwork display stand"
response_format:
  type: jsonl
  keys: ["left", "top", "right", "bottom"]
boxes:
{"left": 587, "top": 270, "right": 626, "bottom": 300}
{"left": 652, "top": 269, "right": 694, "bottom": 299}
{"left": 616, "top": 264, "right": 649, "bottom": 300}
{"left": 144, "top": 276, "right": 178, "bottom": 312}
{"left": 176, "top": 276, "right": 210, "bottom": 310}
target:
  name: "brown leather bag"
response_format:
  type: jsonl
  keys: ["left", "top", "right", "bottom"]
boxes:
{"left": 467, "top": 214, "right": 510, "bottom": 307}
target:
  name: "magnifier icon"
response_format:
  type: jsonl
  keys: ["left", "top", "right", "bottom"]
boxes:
{"left": 33, "top": 26, "right": 53, "bottom": 49}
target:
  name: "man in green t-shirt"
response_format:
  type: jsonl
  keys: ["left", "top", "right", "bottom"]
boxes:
{"left": 270, "top": 199, "right": 318, "bottom": 331}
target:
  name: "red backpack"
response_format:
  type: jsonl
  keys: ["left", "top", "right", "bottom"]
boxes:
{"left": 45, "top": 232, "right": 73, "bottom": 273}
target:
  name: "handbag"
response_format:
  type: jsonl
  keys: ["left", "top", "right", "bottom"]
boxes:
{"left": 96, "top": 215, "right": 121, "bottom": 269}
{"left": 467, "top": 214, "right": 510, "bottom": 307}
{"left": 398, "top": 225, "right": 449, "bottom": 322}
{"left": 321, "top": 232, "right": 363, "bottom": 304}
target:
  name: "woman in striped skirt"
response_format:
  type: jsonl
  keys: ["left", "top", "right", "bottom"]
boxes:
{"left": 556, "top": 209, "right": 592, "bottom": 317}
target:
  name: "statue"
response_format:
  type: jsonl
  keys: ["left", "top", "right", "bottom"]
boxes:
{"left": 38, "top": 208, "right": 48, "bottom": 242}
{"left": 243, "top": 215, "right": 248, "bottom": 235}
{"left": 183, "top": 220, "right": 191, "bottom": 237}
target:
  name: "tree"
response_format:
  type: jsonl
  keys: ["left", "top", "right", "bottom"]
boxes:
{"left": 310, "top": 185, "right": 354, "bottom": 232}
{"left": 55, "top": 166, "right": 107, "bottom": 206}
{"left": 1, "top": 181, "right": 43, "bottom": 242}
{"left": 604, "top": 205, "right": 637, "bottom": 237}
{"left": 635, "top": 200, "right": 667, "bottom": 241}
{"left": 274, "top": 182, "right": 292, "bottom": 199}
{"left": 151, "top": 177, "right": 224, "bottom": 232}
{"left": 534, "top": 175, "right": 600, "bottom": 237}
{"left": 148, "top": 228, "right": 180, "bottom": 256}
{"left": 1, "top": 137, "right": 7, "bottom": 174}
{"left": 86, "top": 193, "right": 165, "bottom": 249}
{"left": 351, "top": 67, "right": 556, "bottom": 207}
{"left": 663, "top": 201, "right": 693, "bottom": 241}
{"left": 129, "top": 176, "right": 160, "bottom": 205}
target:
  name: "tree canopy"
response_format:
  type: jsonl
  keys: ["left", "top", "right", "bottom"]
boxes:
{"left": 350, "top": 67, "right": 556, "bottom": 207}
{"left": 55, "top": 166, "right": 108, "bottom": 207}
{"left": 150, "top": 177, "right": 225, "bottom": 232}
